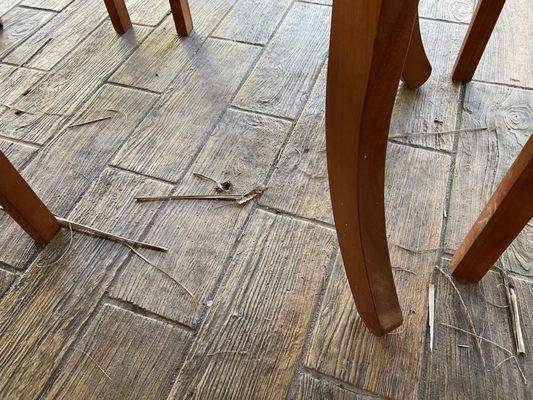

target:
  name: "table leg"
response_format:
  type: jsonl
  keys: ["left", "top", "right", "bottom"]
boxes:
{"left": 0, "top": 151, "right": 59, "bottom": 243}
{"left": 452, "top": 134, "right": 533, "bottom": 282}
{"left": 452, "top": 0, "right": 506, "bottom": 82}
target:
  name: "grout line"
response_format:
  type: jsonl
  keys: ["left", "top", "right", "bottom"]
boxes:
{"left": 301, "top": 366, "right": 387, "bottom": 399}
{"left": 229, "top": 104, "right": 295, "bottom": 123}
{"left": 470, "top": 78, "right": 533, "bottom": 91}
{"left": 105, "top": 295, "right": 196, "bottom": 333}
{"left": 107, "top": 164, "right": 176, "bottom": 186}
{"left": 16, "top": 4, "right": 61, "bottom": 13}
{"left": 416, "top": 79, "right": 468, "bottom": 400}
{"left": 388, "top": 138, "right": 454, "bottom": 156}
{"left": 0, "top": 261, "right": 21, "bottom": 276}
{"left": 419, "top": 15, "right": 470, "bottom": 26}
{"left": 209, "top": 35, "right": 264, "bottom": 48}
{"left": 284, "top": 250, "right": 339, "bottom": 400}
{"left": 258, "top": 204, "right": 334, "bottom": 231}
{"left": 35, "top": 299, "right": 111, "bottom": 399}
{"left": 0, "top": 61, "right": 49, "bottom": 72}
{"left": 0, "top": 133, "right": 42, "bottom": 149}
{"left": 104, "top": 79, "right": 164, "bottom": 95}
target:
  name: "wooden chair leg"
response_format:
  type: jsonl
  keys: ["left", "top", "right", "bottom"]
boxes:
{"left": 0, "top": 151, "right": 59, "bottom": 243}
{"left": 326, "top": 0, "right": 420, "bottom": 336}
{"left": 452, "top": 0, "right": 506, "bottom": 82}
{"left": 401, "top": 13, "right": 432, "bottom": 89}
{"left": 103, "top": 0, "right": 132, "bottom": 35}
{"left": 452, "top": 134, "right": 533, "bottom": 282}
{"left": 169, "top": 0, "right": 193, "bottom": 37}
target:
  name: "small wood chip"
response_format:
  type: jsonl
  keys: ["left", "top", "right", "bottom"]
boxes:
{"left": 193, "top": 172, "right": 233, "bottom": 193}
{"left": 236, "top": 185, "right": 268, "bottom": 204}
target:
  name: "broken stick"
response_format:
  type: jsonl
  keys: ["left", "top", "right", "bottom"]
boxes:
{"left": 0, "top": 205, "right": 167, "bottom": 251}
{"left": 55, "top": 216, "right": 168, "bottom": 252}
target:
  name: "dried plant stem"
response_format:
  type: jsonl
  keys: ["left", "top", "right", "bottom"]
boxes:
{"left": 75, "top": 348, "right": 112, "bottom": 382}
{"left": 435, "top": 265, "right": 486, "bottom": 366}
{"left": 136, "top": 185, "right": 267, "bottom": 205}
{"left": 55, "top": 216, "right": 167, "bottom": 252}
{"left": 137, "top": 194, "right": 241, "bottom": 202}
{"left": 509, "top": 285, "right": 526, "bottom": 354}
{"left": 127, "top": 245, "right": 197, "bottom": 302}
{"left": 496, "top": 267, "right": 527, "bottom": 355}
{"left": 440, "top": 322, "right": 528, "bottom": 384}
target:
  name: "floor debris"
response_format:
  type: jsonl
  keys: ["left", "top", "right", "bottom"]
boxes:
{"left": 136, "top": 185, "right": 268, "bottom": 205}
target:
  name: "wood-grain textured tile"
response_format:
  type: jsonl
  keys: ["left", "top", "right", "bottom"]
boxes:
{"left": 232, "top": 2, "right": 331, "bottom": 119}
{"left": 168, "top": 209, "right": 336, "bottom": 399}
{"left": 419, "top": 0, "right": 473, "bottom": 23}
{"left": 113, "top": 39, "right": 261, "bottom": 181}
{"left": 0, "top": 84, "right": 158, "bottom": 269}
{"left": 4, "top": 0, "right": 108, "bottom": 70}
{"left": 293, "top": 374, "right": 382, "bottom": 400}
{"left": 0, "top": 64, "right": 44, "bottom": 113}
{"left": 445, "top": 82, "right": 532, "bottom": 275}
{"left": 213, "top": 0, "right": 292, "bottom": 45}
{"left": 0, "top": 0, "right": 20, "bottom": 17}
{"left": 43, "top": 304, "right": 192, "bottom": 400}
{"left": 0, "top": 7, "right": 55, "bottom": 59}
{"left": 110, "top": 108, "right": 291, "bottom": 326}
{"left": 109, "top": 0, "right": 237, "bottom": 92}
{"left": 0, "top": 168, "right": 170, "bottom": 400}
{"left": 0, "top": 22, "right": 150, "bottom": 145}
{"left": 474, "top": 0, "right": 532, "bottom": 88}
{"left": 0, "top": 138, "right": 36, "bottom": 169}
{"left": 5, "top": 0, "right": 164, "bottom": 70}
{"left": 304, "top": 144, "right": 450, "bottom": 400}
{"left": 21, "top": 0, "right": 73, "bottom": 12}
{"left": 0, "top": 268, "right": 17, "bottom": 297}
{"left": 390, "top": 19, "right": 466, "bottom": 152}
{"left": 259, "top": 66, "right": 331, "bottom": 223}
{"left": 424, "top": 264, "right": 532, "bottom": 399}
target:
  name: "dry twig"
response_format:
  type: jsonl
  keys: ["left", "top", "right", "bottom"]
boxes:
{"left": 435, "top": 265, "right": 486, "bottom": 366}
{"left": 136, "top": 185, "right": 267, "bottom": 205}
{"left": 127, "top": 245, "right": 197, "bottom": 301}
{"left": 55, "top": 216, "right": 167, "bottom": 252}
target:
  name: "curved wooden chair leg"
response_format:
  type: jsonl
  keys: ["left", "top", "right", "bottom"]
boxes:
{"left": 169, "top": 0, "right": 193, "bottom": 37}
{"left": 0, "top": 151, "right": 59, "bottom": 243}
{"left": 326, "top": 0, "right": 420, "bottom": 336}
{"left": 452, "top": 0, "right": 506, "bottom": 82}
{"left": 402, "top": 13, "right": 432, "bottom": 89}
{"left": 104, "top": 0, "right": 132, "bottom": 35}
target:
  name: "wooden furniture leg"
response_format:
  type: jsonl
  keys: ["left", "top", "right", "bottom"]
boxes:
{"left": 104, "top": 0, "right": 132, "bottom": 35}
{"left": 0, "top": 151, "right": 60, "bottom": 243}
{"left": 169, "top": 0, "right": 193, "bottom": 37}
{"left": 452, "top": 0, "right": 506, "bottom": 82}
{"left": 452, "top": 134, "right": 533, "bottom": 282}
{"left": 402, "top": 13, "right": 432, "bottom": 89}
{"left": 326, "top": 0, "right": 420, "bottom": 336}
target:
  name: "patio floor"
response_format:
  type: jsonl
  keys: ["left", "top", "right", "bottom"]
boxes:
{"left": 0, "top": 0, "right": 531, "bottom": 398}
